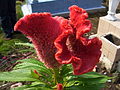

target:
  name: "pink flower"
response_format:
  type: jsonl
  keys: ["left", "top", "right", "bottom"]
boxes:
{"left": 2, "top": 56, "right": 7, "bottom": 60}
{"left": 57, "top": 83, "right": 63, "bottom": 90}
{"left": 14, "top": 5, "right": 102, "bottom": 75}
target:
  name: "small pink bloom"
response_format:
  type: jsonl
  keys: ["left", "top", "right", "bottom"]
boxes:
{"left": 57, "top": 83, "right": 63, "bottom": 90}
{"left": 2, "top": 56, "right": 7, "bottom": 60}
{"left": 34, "top": 70, "right": 41, "bottom": 76}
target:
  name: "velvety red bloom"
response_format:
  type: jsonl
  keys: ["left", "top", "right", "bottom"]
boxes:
{"left": 14, "top": 13, "right": 64, "bottom": 68}
{"left": 14, "top": 5, "right": 102, "bottom": 75}
{"left": 54, "top": 5, "right": 102, "bottom": 75}
{"left": 57, "top": 83, "right": 63, "bottom": 90}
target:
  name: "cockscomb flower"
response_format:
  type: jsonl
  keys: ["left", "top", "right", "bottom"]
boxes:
{"left": 14, "top": 5, "right": 102, "bottom": 75}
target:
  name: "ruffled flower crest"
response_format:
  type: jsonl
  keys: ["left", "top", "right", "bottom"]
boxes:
{"left": 54, "top": 5, "right": 102, "bottom": 75}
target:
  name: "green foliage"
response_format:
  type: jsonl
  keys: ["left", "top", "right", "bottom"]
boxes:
{"left": 65, "top": 72, "right": 111, "bottom": 89}
{"left": 0, "top": 69, "right": 37, "bottom": 81}
{"left": 0, "top": 58, "right": 111, "bottom": 90}
{"left": 11, "top": 83, "right": 52, "bottom": 90}
{"left": 16, "top": 1, "right": 24, "bottom": 20}
{"left": 0, "top": 30, "right": 29, "bottom": 55}
{"left": 15, "top": 43, "right": 35, "bottom": 53}
{"left": 0, "top": 39, "right": 23, "bottom": 55}
{"left": 14, "top": 58, "right": 53, "bottom": 76}
{"left": 64, "top": 83, "right": 105, "bottom": 90}
{"left": 15, "top": 43, "right": 34, "bottom": 48}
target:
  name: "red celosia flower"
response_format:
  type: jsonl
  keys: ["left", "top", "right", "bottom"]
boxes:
{"left": 54, "top": 5, "right": 102, "bottom": 75}
{"left": 14, "top": 13, "right": 64, "bottom": 68}
{"left": 14, "top": 5, "right": 102, "bottom": 75}
{"left": 57, "top": 83, "right": 63, "bottom": 90}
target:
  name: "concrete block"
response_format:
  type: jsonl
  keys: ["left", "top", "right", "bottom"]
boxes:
{"left": 100, "top": 55, "right": 113, "bottom": 71}
{"left": 97, "top": 13, "right": 120, "bottom": 72}
{"left": 97, "top": 17, "right": 109, "bottom": 36}
{"left": 97, "top": 14, "right": 120, "bottom": 37}
{"left": 109, "top": 25, "right": 116, "bottom": 34}
{"left": 114, "top": 27, "right": 120, "bottom": 38}
{"left": 100, "top": 33, "right": 120, "bottom": 71}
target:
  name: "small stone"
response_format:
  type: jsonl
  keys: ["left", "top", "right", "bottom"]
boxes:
{"left": 107, "top": 79, "right": 112, "bottom": 83}
{"left": 11, "top": 83, "right": 22, "bottom": 88}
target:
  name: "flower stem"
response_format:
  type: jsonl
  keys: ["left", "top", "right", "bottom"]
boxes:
{"left": 53, "top": 68, "right": 60, "bottom": 84}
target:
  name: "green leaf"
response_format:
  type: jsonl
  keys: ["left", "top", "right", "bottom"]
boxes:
{"left": 10, "top": 81, "right": 52, "bottom": 90}
{"left": 15, "top": 58, "right": 45, "bottom": 67}
{"left": 18, "top": 49, "right": 35, "bottom": 53}
{"left": 65, "top": 71, "right": 111, "bottom": 88}
{"left": 11, "top": 85, "right": 52, "bottom": 90}
{"left": 31, "top": 82, "right": 46, "bottom": 86}
{"left": 14, "top": 59, "right": 52, "bottom": 76}
{"left": 67, "top": 77, "right": 109, "bottom": 85}
{"left": 78, "top": 72, "right": 109, "bottom": 78}
{"left": 13, "top": 58, "right": 53, "bottom": 83}
{"left": 64, "top": 83, "right": 105, "bottom": 90}
{"left": 68, "top": 72, "right": 111, "bottom": 81}
{"left": 60, "top": 64, "right": 72, "bottom": 77}
{"left": 15, "top": 43, "right": 34, "bottom": 48}
{"left": 31, "top": 70, "right": 39, "bottom": 79}
{"left": 0, "top": 69, "right": 38, "bottom": 81}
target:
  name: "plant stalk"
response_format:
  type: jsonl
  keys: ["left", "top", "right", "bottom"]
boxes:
{"left": 53, "top": 68, "right": 60, "bottom": 84}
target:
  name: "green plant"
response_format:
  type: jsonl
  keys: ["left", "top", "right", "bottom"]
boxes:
{"left": 0, "top": 38, "right": 28, "bottom": 55}
{"left": 15, "top": 42, "right": 35, "bottom": 53}
{"left": 0, "top": 58, "right": 111, "bottom": 90}
{"left": 16, "top": 1, "right": 24, "bottom": 20}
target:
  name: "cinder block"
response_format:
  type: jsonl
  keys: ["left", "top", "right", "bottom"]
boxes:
{"left": 101, "top": 46, "right": 109, "bottom": 58}
{"left": 97, "top": 14, "right": 120, "bottom": 37}
{"left": 97, "top": 14, "right": 120, "bottom": 71}
{"left": 100, "top": 55, "right": 113, "bottom": 71}
{"left": 100, "top": 33, "right": 120, "bottom": 71}
{"left": 114, "top": 27, "right": 120, "bottom": 38}
{"left": 108, "top": 52, "right": 116, "bottom": 62}
{"left": 97, "top": 18, "right": 105, "bottom": 36}
{"left": 97, "top": 17, "right": 110, "bottom": 36}
{"left": 109, "top": 25, "right": 116, "bottom": 34}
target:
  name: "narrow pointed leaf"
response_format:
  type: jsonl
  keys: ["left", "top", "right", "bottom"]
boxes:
{"left": 0, "top": 69, "right": 38, "bottom": 81}
{"left": 15, "top": 43, "right": 34, "bottom": 48}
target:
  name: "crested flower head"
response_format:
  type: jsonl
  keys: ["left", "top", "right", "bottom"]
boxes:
{"left": 14, "top": 13, "right": 64, "bottom": 68}
{"left": 14, "top": 5, "right": 102, "bottom": 75}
